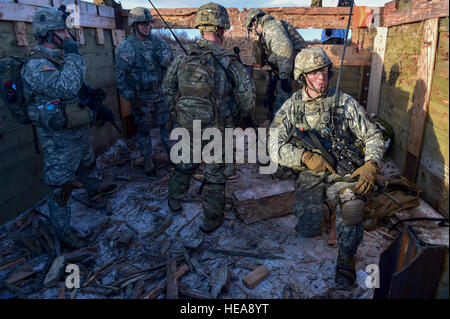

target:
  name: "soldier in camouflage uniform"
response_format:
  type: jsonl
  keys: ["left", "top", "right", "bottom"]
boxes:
{"left": 22, "top": 7, "right": 116, "bottom": 248}
{"left": 114, "top": 7, "right": 173, "bottom": 176}
{"left": 268, "top": 47, "right": 385, "bottom": 290}
{"left": 245, "top": 8, "right": 307, "bottom": 115}
{"left": 164, "top": 3, "right": 255, "bottom": 233}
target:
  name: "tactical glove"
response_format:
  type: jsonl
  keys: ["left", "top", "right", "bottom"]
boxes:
{"left": 350, "top": 160, "right": 379, "bottom": 195}
{"left": 61, "top": 38, "right": 80, "bottom": 55}
{"left": 280, "top": 79, "right": 292, "bottom": 93}
{"left": 301, "top": 151, "right": 336, "bottom": 174}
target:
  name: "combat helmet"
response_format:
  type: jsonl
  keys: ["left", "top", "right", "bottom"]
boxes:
{"left": 194, "top": 3, "right": 230, "bottom": 31}
{"left": 128, "top": 7, "right": 154, "bottom": 27}
{"left": 32, "top": 7, "right": 67, "bottom": 38}
{"left": 294, "top": 47, "right": 332, "bottom": 81}
{"left": 245, "top": 8, "right": 266, "bottom": 31}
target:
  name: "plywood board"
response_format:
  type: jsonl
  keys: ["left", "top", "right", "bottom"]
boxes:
{"left": 405, "top": 18, "right": 439, "bottom": 181}
{"left": 367, "top": 27, "right": 388, "bottom": 115}
{"left": 95, "top": 28, "right": 104, "bottom": 45}
{"left": 14, "top": 21, "right": 28, "bottom": 47}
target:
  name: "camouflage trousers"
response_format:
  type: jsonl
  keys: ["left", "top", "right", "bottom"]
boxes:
{"left": 132, "top": 98, "right": 170, "bottom": 157}
{"left": 169, "top": 161, "right": 234, "bottom": 221}
{"left": 293, "top": 170, "right": 364, "bottom": 256}
{"left": 37, "top": 127, "right": 101, "bottom": 232}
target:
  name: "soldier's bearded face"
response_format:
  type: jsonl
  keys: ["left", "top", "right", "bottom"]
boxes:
{"left": 137, "top": 22, "right": 152, "bottom": 36}
{"left": 306, "top": 66, "right": 329, "bottom": 92}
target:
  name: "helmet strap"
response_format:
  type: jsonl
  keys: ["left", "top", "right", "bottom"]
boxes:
{"left": 304, "top": 73, "right": 328, "bottom": 97}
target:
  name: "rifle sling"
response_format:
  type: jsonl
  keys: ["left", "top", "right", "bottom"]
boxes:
{"left": 306, "top": 131, "right": 336, "bottom": 168}
{"left": 30, "top": 49, "right": 64, "bottom": 67}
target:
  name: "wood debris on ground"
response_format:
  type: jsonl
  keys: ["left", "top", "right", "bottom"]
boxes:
{"left": 0, "top": 132, "right": 447, "bottom": 299}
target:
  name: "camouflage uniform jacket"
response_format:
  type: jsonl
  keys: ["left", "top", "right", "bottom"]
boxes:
{"left": 268, "top": 87, "right": 385, "bottom": 172}
{"left": 114, "top": 33, "right": 173, "bottom": 101}
{"left": 21, "top": 45, "right": 86, "bottom": 139}
{"left": 163, "top": 39, "right": 255, "bottom": 128}
{"left": 258, "top": 15, "right": 307, "bottom": 80}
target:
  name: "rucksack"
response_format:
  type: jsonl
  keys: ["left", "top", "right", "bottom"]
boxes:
{"left": 0, "top": 55, "right": 33, "bottom": 124}
{"left": 0, "top": 50, "right": 63, "bottom": 124}
{"left": 280, "top": 20, "right": 308, "bottom": 53}
{"left": 176, "top": 49, "right": 220, "bottom": 130}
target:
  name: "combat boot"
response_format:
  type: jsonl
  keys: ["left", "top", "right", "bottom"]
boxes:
{"left": 335, "top": 250, "right": 356, "bottom": 290}
{"left": 168, "top": 197, "right": 182, "bottom": 213}
{"left": 144, "top": 155, "right": 157, "bottom": 176}
{"left": 200, "top": 215, "right": 224, "bottom": 234}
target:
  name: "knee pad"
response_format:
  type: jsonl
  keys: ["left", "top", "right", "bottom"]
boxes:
{"left": 340, "top": 199, "right": 365, "bottom": 226}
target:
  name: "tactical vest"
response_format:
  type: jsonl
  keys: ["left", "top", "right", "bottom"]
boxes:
{"left": 126, "top": 36, "right": 162, "bottom": 92}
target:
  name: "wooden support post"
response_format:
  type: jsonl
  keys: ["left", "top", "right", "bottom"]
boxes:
{"left": 367, "top": 27, "right": 388, "bottom": 115}
{"left": 14, "top": 22, "right": 28, "bottom": 47}
{"left": 166, "top": 259, "right": 178, "bottom": 299}
{"left": 404, "top": 18, "right": 439, "bottom": 182}
{"left": 95, "top": 28, "right": 104, "bottom": 45}
{"left": 75, "top": 27, "right": 85, "bottom": 45}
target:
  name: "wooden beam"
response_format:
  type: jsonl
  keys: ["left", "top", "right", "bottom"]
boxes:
{"left": 166, "top": 259, "right": 178, "bottom": 299}
{"left": 75, "top": 27, "right": 85, "bottom": 45}
{"left": 95, "top": 28, "right": 104, "bottom": 45}
{"left": 367, "top": 27, "right": 388, "bottom": 115}
{"left": 111, "top": 29, "right": 126, "bottom": 50}
{"left": 312, "top": 44, "right": 372, "bottom": 66}
{"left": 14, "top": 21, "right": 28, "bottom": 47}
{"left": 18, "top": 0, "right": 51, "bottom": 7}
{"left": 97, "top": 4, "right": 115, "bottom": 18}
{"left": 242, "top": 265, "right": 270, "bottom": 289}
{"left": 404, "top": 18, "right": 439, "bottom": 182}
{"left": 383, "top": 0, "right": 449, "bottom": 27}
{"left": 0, "top": 1, "right": 116, "bottom": 29}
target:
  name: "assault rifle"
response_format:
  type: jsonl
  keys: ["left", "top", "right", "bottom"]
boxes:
{"left": 289, "top": 127, "right": 363, "bottom": 176}
{"left": 79, "top": 84, "right": 122, "bottom": 134}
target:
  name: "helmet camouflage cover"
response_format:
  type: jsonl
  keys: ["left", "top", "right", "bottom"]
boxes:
{"left": 194, "top": 2, "right": 230, "bottom": 30}
{"left": 128, "top": 7, "right": 154, "bottom": 27}
{"left": 294, "top": 47, "right": 332, "bottom": 80}
{"left": 32, "top": 7, "right": 67, "bottom": 38}
{"left": 245, "top": 8, "right": 266, "bottom": 30}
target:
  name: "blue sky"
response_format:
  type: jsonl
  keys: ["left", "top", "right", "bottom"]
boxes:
{"left": 91, "top": 0, "right": 391, "bottom": 40}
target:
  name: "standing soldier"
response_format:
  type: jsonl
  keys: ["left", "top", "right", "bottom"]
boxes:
{"left": 114, "top": 7, "right": 173, "bottom": 176}
{"left": 245, "top": 8, "right": 307, "bottom": 116}
{"left": 164, "top": 3, "right": 255, "bottom": 233}
{"left": 22, "top": 7, "right": 117, "bottom": 248}
{"left": 268, "top": 47, "right": 385, "bottom": 290}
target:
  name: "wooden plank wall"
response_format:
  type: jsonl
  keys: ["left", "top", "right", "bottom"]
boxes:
{"left": 377, "top": 7, "right": 449, "bottom": 218}
{"left": 0, "top": 0, "right": 123, "bottom": 224}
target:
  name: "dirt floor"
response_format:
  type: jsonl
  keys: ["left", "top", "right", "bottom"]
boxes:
{"left": 0, "top": 131, "right": 447, "bottom": 299}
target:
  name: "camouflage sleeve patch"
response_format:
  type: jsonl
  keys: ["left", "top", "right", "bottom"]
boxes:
{"left": 120, "top": 54, "right": 130, "bottom": 63}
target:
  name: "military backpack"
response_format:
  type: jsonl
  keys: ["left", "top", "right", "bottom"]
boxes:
{"left": 0, "top": 55, "right": 34, "bottom": 124}
{"left": 175, "top": 49, "right": 220, "bottom": 130}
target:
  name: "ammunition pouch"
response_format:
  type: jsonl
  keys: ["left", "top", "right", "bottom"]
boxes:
{"left": 252, "top": 40, "right": 266, "bottom": 67}
{"left": 64, "top": 101, "right": 94, "bottom": 129}
{"left": 27, "top": 100, "right": 67, "bottom": 130}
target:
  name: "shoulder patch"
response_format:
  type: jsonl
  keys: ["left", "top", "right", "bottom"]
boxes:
{"left": 41, "top": 64, "right": 56, "bottom": 71}
{"left": 121, "top": 54, "right": 130, "bottom": 63}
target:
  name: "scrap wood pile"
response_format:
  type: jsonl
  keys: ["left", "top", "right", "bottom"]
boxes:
{"left": 0, "top": 133, "right": 439, "bottom": 299}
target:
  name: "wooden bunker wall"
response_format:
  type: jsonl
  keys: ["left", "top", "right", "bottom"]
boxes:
{"left": 376, "top": 0, "right": 449, "bottom": 218}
